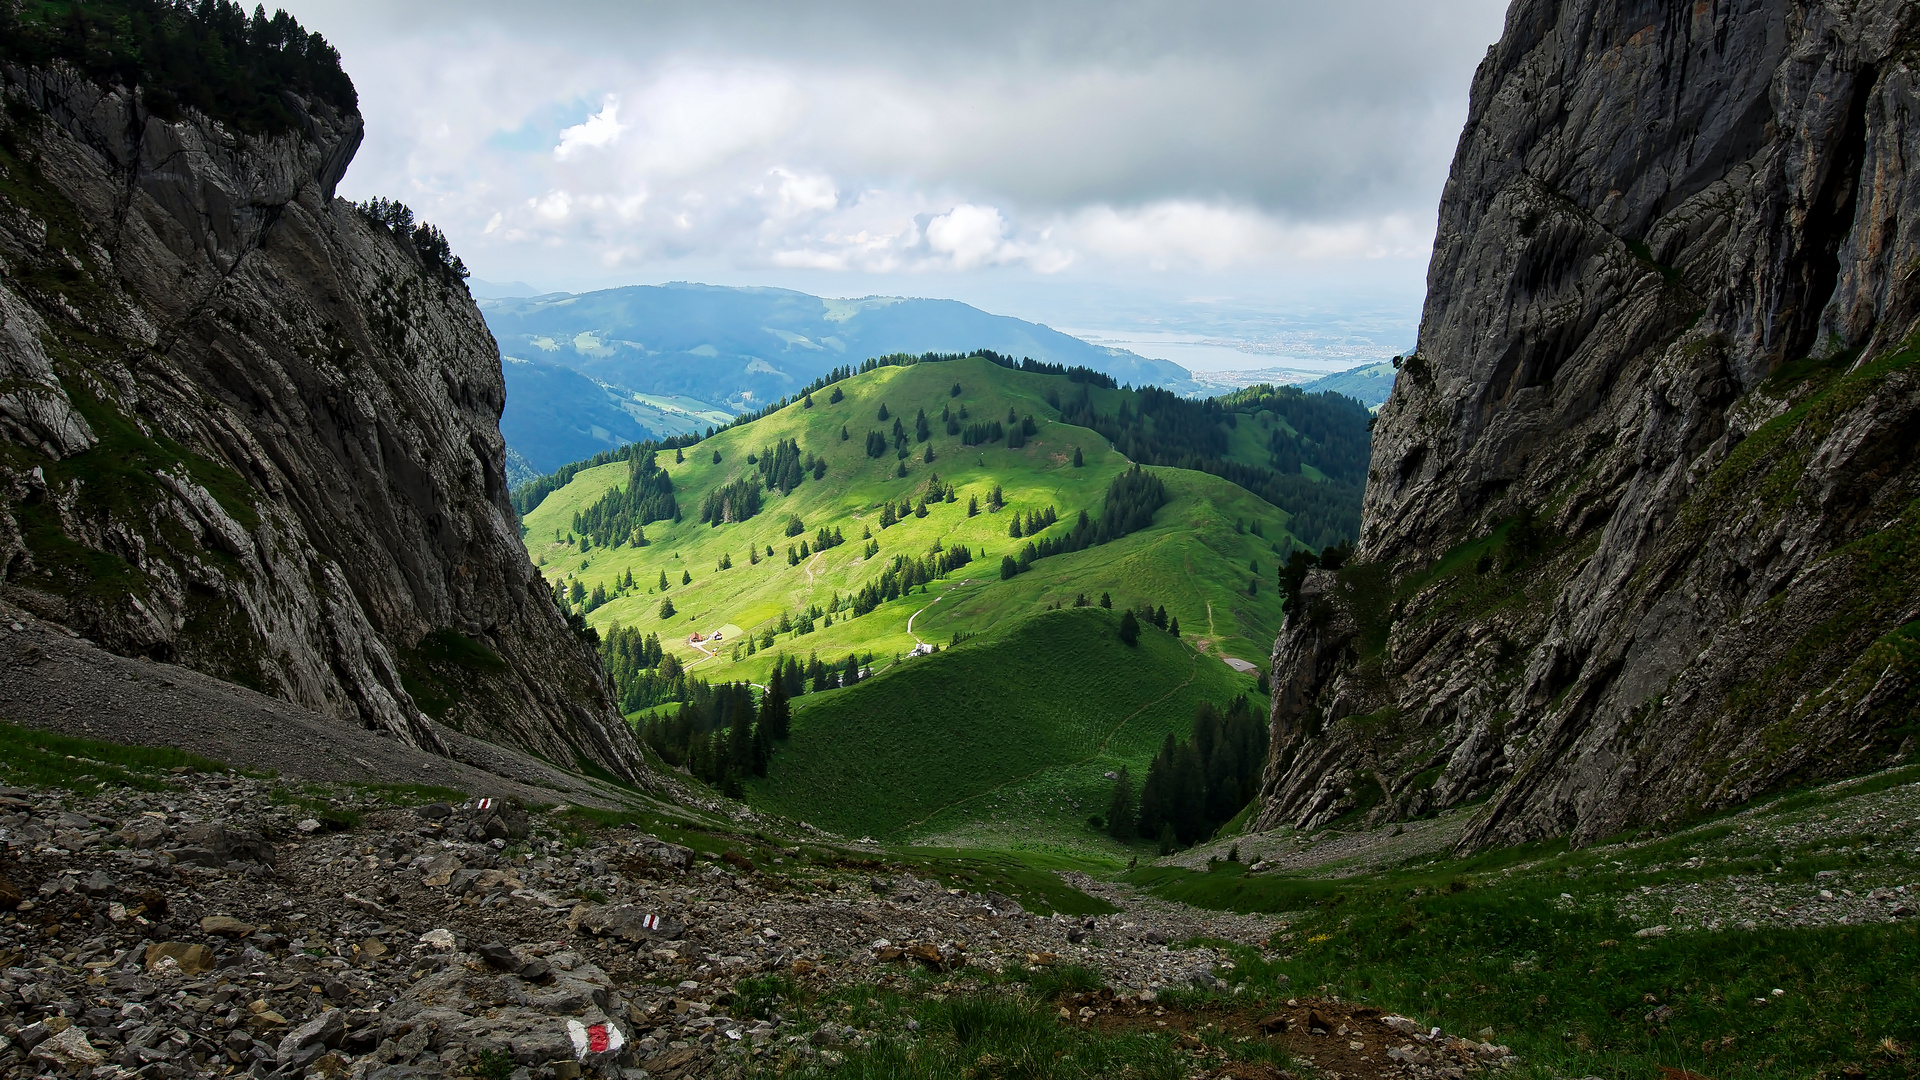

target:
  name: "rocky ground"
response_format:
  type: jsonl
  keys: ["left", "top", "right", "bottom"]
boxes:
{"left": 0, "top": 768, "right": 1518, "bottom": 1080}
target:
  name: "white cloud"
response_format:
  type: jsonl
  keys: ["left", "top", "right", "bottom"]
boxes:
{"left": 553, "top": 95, "right": 625, "bottom": 159}
{"left": 925, "top": 204, "right": 1010, "bottom": 270}
{"left": 762, "top": 168, "right": 838, "bottom": 219}
{"left": 300, "top": 0, "right": 1506, "bottom": 300}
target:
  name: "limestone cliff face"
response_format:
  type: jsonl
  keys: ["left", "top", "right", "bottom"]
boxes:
{"left": 1258, "top": 0, "right": 1920, "bottom": 848}
{"left": 0, "top": 62, "right": 647, "bottom": 783}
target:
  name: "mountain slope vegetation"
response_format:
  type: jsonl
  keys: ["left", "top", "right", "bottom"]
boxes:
{"left": 516, "top": 356, "right": 1367, "bottom": 712}
{"left": 748, "top": 606, "right": 1265, "bottom": 850}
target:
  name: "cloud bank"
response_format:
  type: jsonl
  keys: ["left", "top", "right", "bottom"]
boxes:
{"left": 286, "top": 0, "right": 1507, "bottom": 296}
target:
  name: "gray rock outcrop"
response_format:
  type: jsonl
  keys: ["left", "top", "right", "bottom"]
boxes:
{"left": 1259, "top": 0, "right": 1920, "bottom": 847}
{"left": 0, "top": 60, "right": 645, "bottom": 783}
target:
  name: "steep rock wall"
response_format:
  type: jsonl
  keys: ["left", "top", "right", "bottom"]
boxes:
{"left": 0, "top": 62, "right": 647, "bottom": 784}
{"left": 1259, "top": 0, "right": 1920, "bottom": 848}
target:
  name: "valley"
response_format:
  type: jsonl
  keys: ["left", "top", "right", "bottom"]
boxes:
{"left": 1, "top": 3, "right": 1917, "bottom": 1080}
{"left": 513, "top": 354, "right": 1365, "bottom": 850}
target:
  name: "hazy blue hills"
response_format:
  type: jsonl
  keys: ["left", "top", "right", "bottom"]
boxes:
{"left": 482, "top": 283, "right": 1200, "bottom": 473}
{"left": 1302, "top": 360, "right": 1396, "bottom": 408}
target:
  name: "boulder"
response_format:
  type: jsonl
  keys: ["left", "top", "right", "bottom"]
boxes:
{"left": 568, "top": 903, "right": 685, "bottom": 942}
{"left": 144, "top": 942, "right": 215, "bottom": 975}
{"left": 277, "top": 1008, "right": 346, "bottom": 1066}
{"left": 419, "top": 854, "right": 462, "bottom": 887}
{"left": 29, "top": 1027, "right": 103, "bottom": 1070}
{"left": 201, "top": 915, "right": 256, "bottom": 937}
{"left": 171, "top": 822, "right": 275, "bottom": 866}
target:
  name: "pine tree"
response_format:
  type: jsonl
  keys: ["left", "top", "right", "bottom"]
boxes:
{"left": 1169, "top": 615, "right": 1180, "bottom": 636}
{"left": 877, "top": 403, "right": 890, "bottom": 421}
{"left": 751, "top": 717, "right": 771, "bottom": 776}
{"left": 1072, "top": 446, "right": 1084, "bottom": 467}
{"left": 1172, "top": 742, "right": 1207, "bottom": 845}
{"left": 757, "top": 678, "right": 791, "bottom": 741}
{"left": 659, "top": 598, "right": 675, "bottom": 618}
{"left": 1119, "top": 609, "right": 1140, "bottom": 646}
{"left": 659, "top": 571, "right": 670, "bottom": 591}
{"left": 967, "top": 495, "right": 979, "bottom": 517}
{"left": 1100, "top": 592, "right": 1112, "bottom": 609}
{"left": 682, "top": 569, "right": 692, "bottom": 585}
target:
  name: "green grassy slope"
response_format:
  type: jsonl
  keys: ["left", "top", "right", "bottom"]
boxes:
{"left": 520, "top": 357, "right": 1297, "bottom": 683}
{"left": 747, "top": 606, "right": 1264, "bottom": 853}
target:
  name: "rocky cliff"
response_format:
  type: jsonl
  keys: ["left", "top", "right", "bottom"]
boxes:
{"left": 0, "top": 60, "right": 647, "bottom": 783}
{"left": 1258, "top": 0, "right": 1920, "bottom": 848}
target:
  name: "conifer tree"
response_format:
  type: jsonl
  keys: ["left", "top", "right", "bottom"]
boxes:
{"left": 751, "top": 716, "right": 771, "bottom": 776}
{"left": 659, "top": 598, "right": 675, "bottom": 618}
{"left": 675, "top": 447, "right": 684, "bottom": 463}
{"left": 659, "top": 570, "right": 670, "bottom": 591}
{"left": 1100, "top": 592, "right": 1112, "bottom": 609}
{"left": 1072, "top": 446, "right": 1084, "bottom": 467}
{"left": 967, "top": 495, "right": 979, "bottom": 517}
{"left": 1169, "top": 615, "right": 1180, "bottom": 636}
{"left": 761, "top": 679, "right": 791, "bottom": 739}
{"left": 682, "top": 569, "right": 692, "bottom": 585}
{"left": 1119, "top": 609, "right": 1140, "bottom": 646}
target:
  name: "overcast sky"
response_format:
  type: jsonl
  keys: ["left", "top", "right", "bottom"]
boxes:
{"left": 284, "top": 0, "right": 1510, "bottom": 363}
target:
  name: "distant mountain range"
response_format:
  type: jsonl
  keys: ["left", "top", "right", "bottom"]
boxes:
{"left": 480, "top": 282, "right": 1199, "bottom": 476}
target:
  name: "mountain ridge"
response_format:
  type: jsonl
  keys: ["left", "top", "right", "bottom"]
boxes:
{"left": 485, "top": 281, "right": 1201, "bottom": 473}
{"left": 1256, "top": 0, "right": 1920, "bottom": 849}
{"left": 0, "top": 23, "right": 646, "bottom": 783}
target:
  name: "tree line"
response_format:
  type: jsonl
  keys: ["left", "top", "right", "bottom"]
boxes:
{"left": 637, "top": 679, "right": 791, "bottom": 796}
{"left": 570, "top": 450, "right": 679, "bottom": 546}
{"left": 1052, "top": 382, "right": 1369, "bottom": 552}
{"left": 0, "top": 0, "right": 358, "bottom": 137}
{"left": 998, "top": 466, "right": 1169, "bottom": 580}
{"left": 1105, "top": 696, "right": 1269, "bottom": 850}
{"left": 512, "top": 433, "right": 700, "bottom": 518}
{"left": 849, "top": 545, "right": 974, "bottom": 616}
